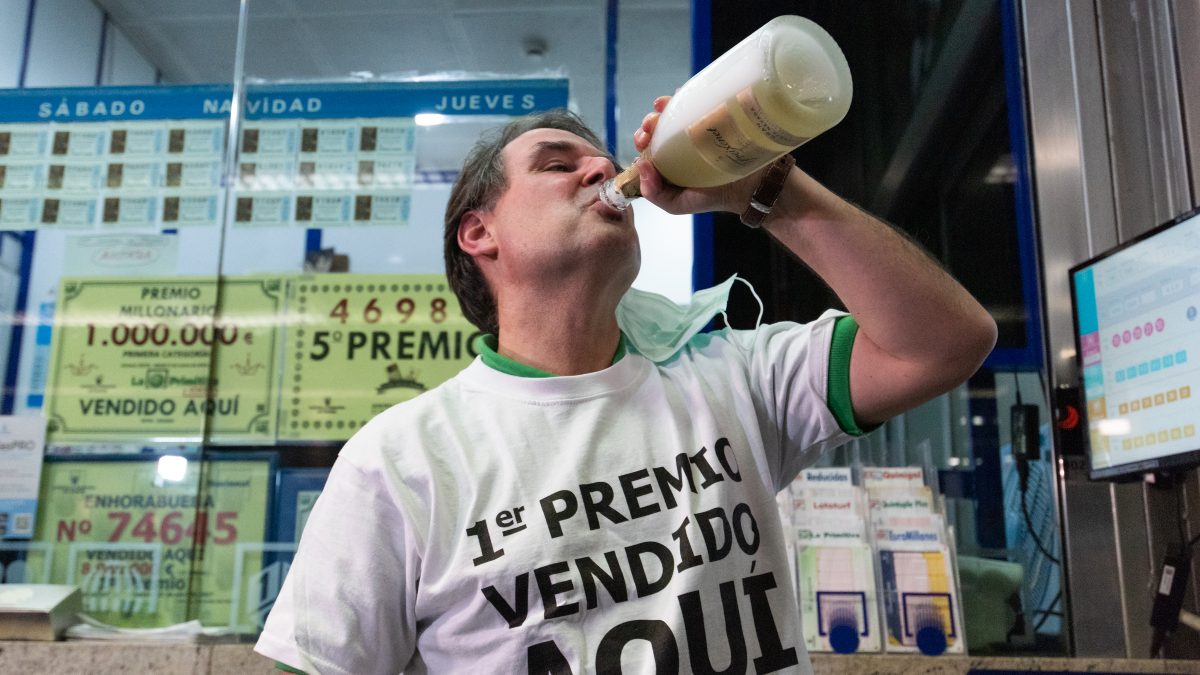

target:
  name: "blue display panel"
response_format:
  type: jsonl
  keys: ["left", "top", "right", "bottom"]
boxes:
{"left": 0, "top": 80, "right": 569, "bottom": 123}
{"left": 273, "top": 467, "right": 329, "bottom": 544}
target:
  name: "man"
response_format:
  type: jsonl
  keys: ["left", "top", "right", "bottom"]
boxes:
{"left": 255, "top": 98, "right": 996, "bottom": 674}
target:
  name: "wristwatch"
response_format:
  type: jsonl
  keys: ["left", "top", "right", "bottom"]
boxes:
{"left": 740, "top": 154, "right": 796, "bottom": 228}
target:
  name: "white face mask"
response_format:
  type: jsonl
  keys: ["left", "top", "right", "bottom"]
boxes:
{"left": 616, "top": 275, "right": 763, "bottom": 362}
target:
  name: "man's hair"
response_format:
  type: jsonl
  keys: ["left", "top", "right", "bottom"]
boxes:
{"left": 443, "top": 109, "right": 612, "bottom": 335}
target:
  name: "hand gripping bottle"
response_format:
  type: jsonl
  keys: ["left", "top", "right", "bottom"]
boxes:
{"left": 599, "top": 15, "right": 852, "bottom": 210}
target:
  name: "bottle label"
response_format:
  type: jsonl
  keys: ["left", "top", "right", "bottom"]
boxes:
{"left": 686, "top": 87, "right": 808, "bottom": 175}
{"left": 737, "top": 88, "right": 809, "bottom": 147}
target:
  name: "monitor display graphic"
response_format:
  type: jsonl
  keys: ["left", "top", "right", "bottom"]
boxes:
{"left": 1070, "top": 208, "right": 1200, "bottom": 478}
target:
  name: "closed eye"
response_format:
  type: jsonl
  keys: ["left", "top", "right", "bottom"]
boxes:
{"left": 543, "top": 162, "right": 572, "bottom": 172}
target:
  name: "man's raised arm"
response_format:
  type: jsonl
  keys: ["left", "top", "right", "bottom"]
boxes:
{"left": 634, "top": 96, "right": 997, "bottom": 428}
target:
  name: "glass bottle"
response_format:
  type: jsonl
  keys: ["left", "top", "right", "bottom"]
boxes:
{"left": 600, "top": 15, "right": 852, "bottom": 210}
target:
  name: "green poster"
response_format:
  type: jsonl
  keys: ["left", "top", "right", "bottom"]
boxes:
{"left": 45, "top": 276, "right": 283, "bottom": 443}
{"left": 208, "top": 277, "right": 284, "bottom": 442}
{"left": 278, "top": 274, "right": 481, "bottom": 441}
{"left": 28, "top": 456, "right": 272, "bottom": 629}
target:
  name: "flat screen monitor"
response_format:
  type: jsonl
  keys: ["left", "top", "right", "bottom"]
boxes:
{"left": 1069, "top": 207, "right": 1200, "bottom": 479}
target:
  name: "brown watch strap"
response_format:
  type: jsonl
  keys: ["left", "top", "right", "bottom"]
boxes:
{"left": 740, "top": 154, "right": 796, "bottom": 228}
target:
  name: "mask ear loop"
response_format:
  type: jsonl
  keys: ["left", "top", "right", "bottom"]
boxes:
{"left": 736, "top": 276, "right": 765, "bottom": 329}
{"left": 719, "top": 277, "right": 764, "bottom": 329}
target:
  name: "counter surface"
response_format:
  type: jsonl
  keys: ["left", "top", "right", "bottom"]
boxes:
{"left": 1, "top": 642, "right": 1200, "bottom": 673}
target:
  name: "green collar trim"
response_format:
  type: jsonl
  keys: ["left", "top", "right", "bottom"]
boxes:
{"left": 274, "top": 662, "right": 307, "bottom": 675}
{"left": 827, "top": 315, "right": 871, "bottom": 436}
{"left": 474, "top": 333, "right": 627, "bottom": 378}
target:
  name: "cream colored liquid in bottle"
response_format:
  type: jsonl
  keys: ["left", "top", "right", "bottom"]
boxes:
{"left": 600, "top": 15, "right": 852, "bottom": 209}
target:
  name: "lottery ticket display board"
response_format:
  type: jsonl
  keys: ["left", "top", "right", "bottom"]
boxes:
{"left": 232, "top": 80, "right": 566, "bottom": 228}
{"left": 25, "top": 454, "right": 273, "bottom": 629}
{"left": 0, "top": 86, "right": 229, "bottom": 231}
{"left": 0, "top": 80, "right": 568, "bottom": 231}
{"left": 236, "top": 110, "right": 415, "bottom": 228}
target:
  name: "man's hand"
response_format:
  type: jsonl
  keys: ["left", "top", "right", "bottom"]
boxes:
{"left": 633, "top": 96, "right": 764, "bottom": 216}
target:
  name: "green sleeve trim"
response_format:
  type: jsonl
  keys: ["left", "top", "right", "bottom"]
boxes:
{"left": 275, "top": 662, "right": 307, "bottom": 675}
{"left": 827, "top": 315, "right": 866, "bottom": 436}
{"left": 474, "top": 333, "right": 627, "bottom": 378}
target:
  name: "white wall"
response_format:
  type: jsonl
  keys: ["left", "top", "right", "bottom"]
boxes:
{"left": 101, "top": 24, "right": 156, "bottom": 85}
{"left": 0, "top": 0, "right": 156, "bottom": 89}
{"left": 631, "top": 201, "right": 693, "bottom": 304}
{"left": 0, "top": 0, "right": 30, "bottom": 87}
{"left": 24, "top": 0, "right": 103, "bottom": 86}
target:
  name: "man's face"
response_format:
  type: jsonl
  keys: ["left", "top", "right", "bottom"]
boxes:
{"left": 481, "top": 127, "right": 640, "bottom": 284}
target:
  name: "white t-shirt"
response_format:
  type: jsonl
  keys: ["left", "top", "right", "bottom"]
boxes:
{"left": 256, "top": 314, "right": 854, "bottom": 674}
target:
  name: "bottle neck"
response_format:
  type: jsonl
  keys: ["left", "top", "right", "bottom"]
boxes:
{"left": 599, "top": 165, "right": 641, "bottom": 211}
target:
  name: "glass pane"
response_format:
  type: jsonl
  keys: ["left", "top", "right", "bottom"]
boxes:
{"left": 195, "top": 0, "right": 697, "bottom": 638}
{"left": 0, "top": 1, "right": 240, "bottom": 631}
{"left": 716, "top": 0, "right": 1067, "bottom": 657}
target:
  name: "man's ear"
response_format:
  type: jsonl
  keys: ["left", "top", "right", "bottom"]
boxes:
{"left": 457, "top": 210, "right": 498, "bottom": 259}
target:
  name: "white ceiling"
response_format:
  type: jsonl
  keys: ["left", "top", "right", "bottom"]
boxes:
{"left": 93, "top": 0, "right": 692, "bottom": 166}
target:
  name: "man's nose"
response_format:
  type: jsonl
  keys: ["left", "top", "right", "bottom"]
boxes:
{"left": 581, "top": 155, "right": 616, "bottom": 186}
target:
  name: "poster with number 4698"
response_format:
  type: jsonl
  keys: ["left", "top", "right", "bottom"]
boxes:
{"left": 278, "top": 274, "right": 482, "bottom": 442}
